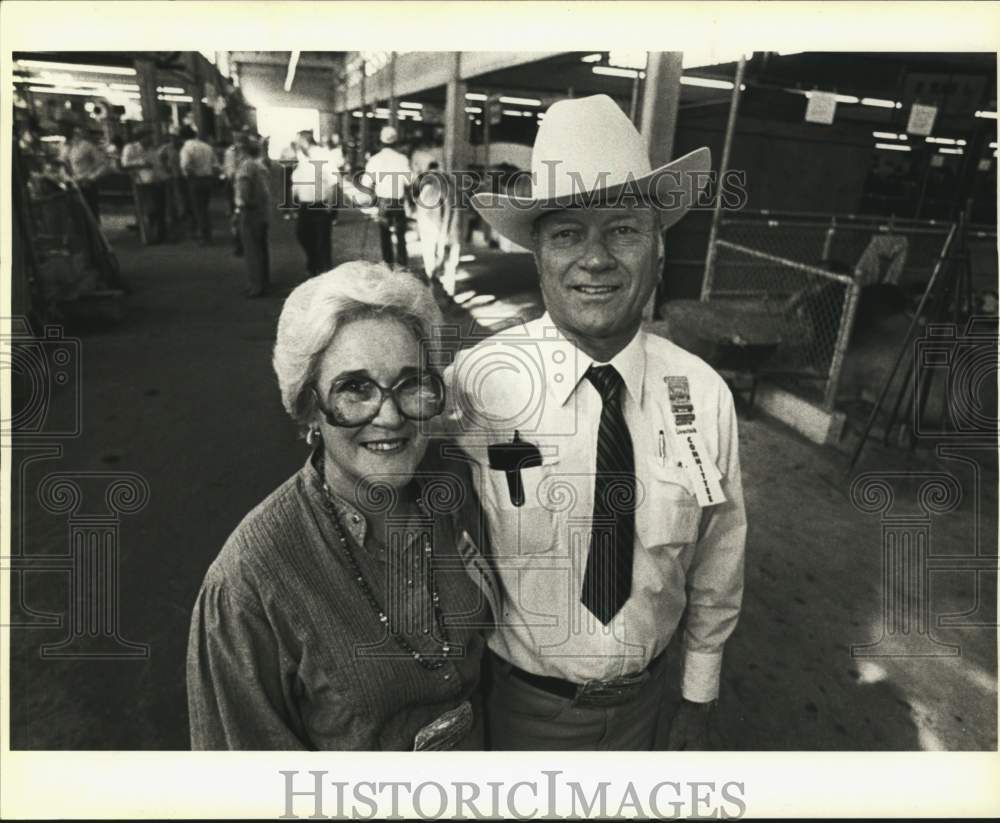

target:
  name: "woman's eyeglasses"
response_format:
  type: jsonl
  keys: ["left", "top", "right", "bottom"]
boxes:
{"left": 312, "top": 372, "right": 446, "bottom": 427}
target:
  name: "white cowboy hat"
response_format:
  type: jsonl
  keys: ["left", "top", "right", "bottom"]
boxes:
{"left": 471, "top": 94, "right": 711, "bottom": 249}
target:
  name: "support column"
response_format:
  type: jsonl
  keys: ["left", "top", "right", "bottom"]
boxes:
{"left": 639, "top": 52, "right": 683, "bottom": 167}
{"left": 133, "top": 57, "right": 162, "bottom": 142}
{"left": 187, "top": 53, "right": 206, "bottom": 136}
{"left": 388, "top": 52, "right": 398, "bottom": 130}
{"left": 444, "top": 53, "right": 468, "bottom": 172}
{"left": 358, "top": 62, "right": 368, "bottom": 166}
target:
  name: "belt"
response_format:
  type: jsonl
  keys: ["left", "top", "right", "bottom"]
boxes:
{"left": 499, "top": 650, "right": 665, "bottom": 708}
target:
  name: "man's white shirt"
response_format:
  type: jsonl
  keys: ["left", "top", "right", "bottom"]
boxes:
{"left": 443, "top": 313, "right": 747, "bottom": 702}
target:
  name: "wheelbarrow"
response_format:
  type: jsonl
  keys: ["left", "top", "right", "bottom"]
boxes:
{"left": 645, "top": 299, "right": 791, "bottom": 414}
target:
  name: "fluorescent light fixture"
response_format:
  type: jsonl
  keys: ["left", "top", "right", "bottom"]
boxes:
{"left": 861, "top": 97, "right": 898, "bottom": 109}
{"left": 873, "top": 131, "right": 904, "bottom": 140}
{"left": 28, "top": 85, "right": 133, "bottom": 98}
{"left": 990, "top": 141, "right": 997, "bottom": 149}
{"left": 875, "top": 142, "right": 911, "bottom": 152}
{"left": 938, "top": 147, "right": 963, "bottom": 155}
{"left": 157, "top": 86, "right": 185, "bottom": 95}
{"left": 609, "top": 50, "right": 647, "bottom": 70}
{"left": 592, "top": 66, "right": 639, "bottom": 79}
{"left": 803, "top": 91, "right": 859, "bottom": 104}
{"left": 499, "top": 96, "right": 541, "bottom": 106}
{"left": 159, "top": 94, "right": 193, "bottom": 103}
{"left": 681, "top": 76, "right": 735, "bottom": 90}
{"left": 399, "top": 101, "right": 423, "bottom": 110}
{"left": 352, "top": 111, "right": 362, "bottom": 118}
{"left": 465, "top": 92, "right": 487, "bottom": 101}
{"left": 17, "top": 59, "right": 136, "bottom": 75}
{"left": 109, "top": 82, "right": 140, "bottom": 91}
{"left": 40, "top": 135, "right": 66, "bottom": 142}
{"left": 464, "top": 106, "right": 482, "bottom": 114}
{"left": 580, "top": 53, "right": 603, "bottom": 63}
{"left": 502, "top": 109, "right": 526, "bottom": 117}
{"left": 926, "top": 136, "right": 967, "bottom": 146}
{"left": 284, "top": 50, "right": 300, "bottom": 92}
{"left": 975, "top": 110, "right": 998, "bottom": 119}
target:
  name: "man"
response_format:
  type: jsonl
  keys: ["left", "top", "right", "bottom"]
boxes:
{"left": 223, "top": 129, "right": 250, "bottom": 256}
{"left": 364, "top": 126, "right": 411, "bottom": 267}
{"left": 59, "top": 121, "right": 108, "bottom": 223}
{"left": 290, "top": 129, "right": 339, "bottom": 277}
{"left": 233, "top": 134, "right": 271, "bottom": 298}
{"left": 179, "top": 125, "right": 217, "bottom": 244}
{"left": 446, "top": 94, "right": 746, "bottom": 751}
{"left": 122, "top": 130, "right": 169, "bottom": 244}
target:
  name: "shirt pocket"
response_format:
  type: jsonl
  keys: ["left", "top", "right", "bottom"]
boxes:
{"left": 637, "top": 458, "right": 703, "bottom": 550}
{"left": 484, "top": 454, "right": 561, "bottom": 557}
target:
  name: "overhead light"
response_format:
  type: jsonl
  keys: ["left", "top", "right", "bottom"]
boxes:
{"left": 502, "top": 109, "right": 528, "bottom": 117}
{"left": 109, "top": 82, "right": 140, "bottom": 91}
{"left": 499, "top": 96, "right": 541, "bottom": 107}
{"left": 975, "top": 110, "right": 998, "bottom": 119}
{"left": 608, "top": 50, "right": 647, "bottom": 70}
{"left": 875, "top": 142, "right": 911, "bottom": 152}
{"left": 464, "top": 106, "right": 482, "bottom": 114}
{"left": 399, "top": 101, "right": 423, "bottom": 110}
{"left": 592, "top": 66, "right": 639, "bottom": 79}
{"left": 873, "top": 131, "right": 905, "bottom": 140}
{"left": 465, "top": 92, "right": 487, "bottom": 101}
{"left": 352, "top": 111, "right": 362, "bottom": 118}
{"left": 159, "top": 94, "right": 193, "bottom": 103}
{"left": 990, "top": 141, "right": 997, "bottom": 149}
{"left": 861, "top": 97, "right": 898, "bottom": 109}
{"left": 801, "top": 90, "right": 859, "bottom": 104}
{"left": 157, "top": 86, "right": 185, "bottom": 95}
{"left": 938, "top": 147, "right": 963, "bottom": 155}
{"left": 17, "top": 59, "right": 136, "bottom": 75}
{"left": 580, "top": 53, "right": 603, "bottom": 63}
{"left": 284, "top": 50, "right": 300, "bottom": 92}
{"left": 40, "top": 135, "right": 66, "bottom": 142}
{"left": 28, "top": 85, "right": 133, "bottom": 98}
{"left": 681, "top": 76, "right": 735, "bottom": 90}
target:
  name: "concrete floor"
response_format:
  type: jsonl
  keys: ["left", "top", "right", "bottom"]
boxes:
{"left": 10, "top": 190, "right": 997, "bottom": 750}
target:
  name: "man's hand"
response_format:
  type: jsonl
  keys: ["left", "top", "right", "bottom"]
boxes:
{"left": 665, "top": 699, "right": 720, "bottom": 750}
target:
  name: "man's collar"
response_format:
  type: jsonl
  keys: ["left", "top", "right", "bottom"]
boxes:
{"left": 541, "top": 312, "right": 646, "bottom": 408}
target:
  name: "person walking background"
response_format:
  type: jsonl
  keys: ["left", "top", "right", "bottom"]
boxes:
{"left": 58, "top": 120, "right": 108, "bottom": 223}
{"left": 180, "top": 125, "right": 217, "bottom": 245}
{"left": 290, "top": 129, "right": 338, "bottom": 277}
{"left": 364, "top": 126, "right": 412, "bottom": 267}
{"left": 233, "top": 135, "right": 272, "bottom": 298}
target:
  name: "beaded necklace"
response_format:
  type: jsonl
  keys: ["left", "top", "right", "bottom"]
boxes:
{"left": 317, "top": 458, "right": 453, "bottom": 671}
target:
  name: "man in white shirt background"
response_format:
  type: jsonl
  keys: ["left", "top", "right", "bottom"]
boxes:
{"left": 58, "top": 120, "right": 109, "bottom": 224}
{"left": 179, "top": 125, "right": 217, "bottom": 245}
{"left": 363, "top": 126, "right": 412, "bottom": 267}
{"left": 122, "top": 129, "right": 169, "bottom": 244}
{"left": 446, "top": 95, "right": 747, "bottom": 750}
{"left": 289, "top": 129, "right": 339, "bottom": 277}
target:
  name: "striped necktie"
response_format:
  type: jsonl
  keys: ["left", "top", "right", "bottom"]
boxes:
{"left": 581, "top": 364, "right": 636, "bottom": 625}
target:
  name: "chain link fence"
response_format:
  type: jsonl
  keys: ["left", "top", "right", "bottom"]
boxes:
{"left": 701, "top": 211, "right": 955, "bottom": 409}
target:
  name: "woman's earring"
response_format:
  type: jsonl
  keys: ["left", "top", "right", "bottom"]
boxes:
{"left": 306, "top": 426, "right": 321, "bottom": 447}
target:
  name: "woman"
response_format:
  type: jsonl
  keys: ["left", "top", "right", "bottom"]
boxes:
{"left": 187, "top": 261, "right": 495, "bottom": 750}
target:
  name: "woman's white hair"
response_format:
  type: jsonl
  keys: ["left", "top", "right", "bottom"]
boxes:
{"left": 273, "top": 261, "right": 445, "bottom": 430}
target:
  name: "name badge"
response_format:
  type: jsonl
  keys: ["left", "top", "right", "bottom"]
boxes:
{"left": 665, "top": 376, "right": 726, "bottom": 508}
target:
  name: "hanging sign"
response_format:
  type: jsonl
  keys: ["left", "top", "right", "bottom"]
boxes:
{"left": 906, "top": 103, "right": 938, "bottom": 136}
{"left": 805, "top": 92, "right": 837, "bottom": 125}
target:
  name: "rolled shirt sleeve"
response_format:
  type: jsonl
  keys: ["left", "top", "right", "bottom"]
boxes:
{"left": 187, "top": 579, "right": 307, "bottom": 750}
{"left": 679, "top": 380, "right": 747, "bottom": 703}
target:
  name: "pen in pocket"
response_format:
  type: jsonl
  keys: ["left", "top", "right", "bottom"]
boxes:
{"left": 658, "top": 429, "right": 666, "bottom": 466}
